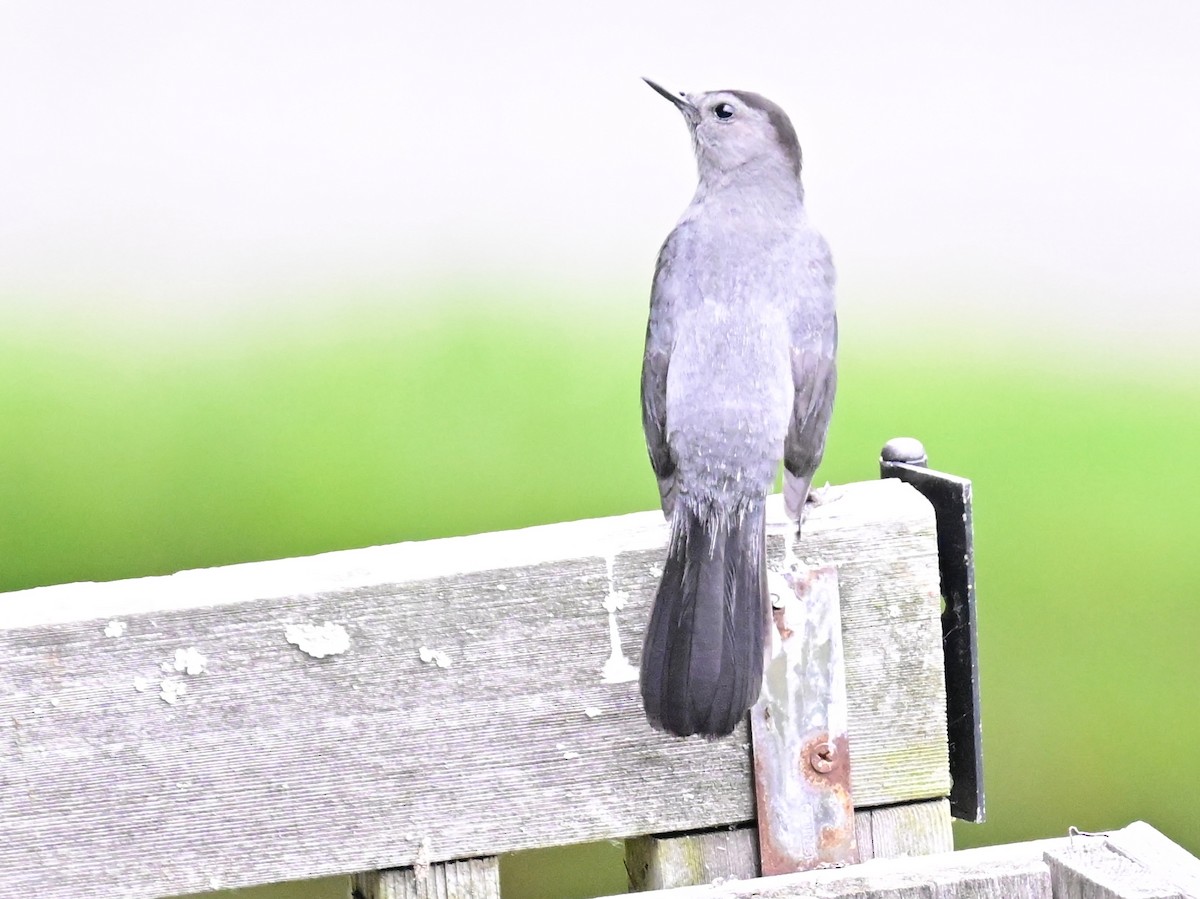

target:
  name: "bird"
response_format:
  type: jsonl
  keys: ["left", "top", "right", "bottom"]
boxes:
{"left": 639, "top": 79, "right": 838, "bottom": 738}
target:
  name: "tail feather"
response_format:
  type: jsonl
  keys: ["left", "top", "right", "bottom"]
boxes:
{"left": 641, "top": 502, "right": 768, "bottom": 737}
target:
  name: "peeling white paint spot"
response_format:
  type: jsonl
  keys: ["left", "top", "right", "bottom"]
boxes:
{"left": 584, "top": 706, "right": 602, "bottom": 719}
{"left": 286, "top": 622, "right": 351, "bottom": 659}
{"left": 418, "top": 646, "right": 452, "bottom": 668}
{"left": 600, "top": 555, "right": 639, "bottom": 684}
{"left": 159, "top": 679, "right": 186, "bottom": 705}
{"left": 133, "top": 677, "right": 152, "bottom": 693}
{"left": 173, "top": 647, "right": 208, "bottom": 675}
{"left": 103, "top": 619, "right": 127, "bottom": 638}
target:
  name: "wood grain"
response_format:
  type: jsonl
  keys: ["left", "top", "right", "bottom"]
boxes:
{"left": 1044, "top": 821, "right": 1200, "bottom": 899}
{"left": 626, "top": 800, "right": 954, "bottom": 891}
{"left": 0, "top": 479, "right": 947, "bottom": 899}
{"left": 609, "top": 832, "right": 1063, "bottom": 899}
{"left": 859, "top": 799, "right": 954, "bottom": 860}
{"left": 351, "top": 857, "right": 500, "bottom": 899}
{"left": 626, "top": 827, "right": 760, "bottom": 891}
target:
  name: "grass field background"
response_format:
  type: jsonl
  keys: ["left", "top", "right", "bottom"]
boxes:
{"left": 2, "top": 295, "right": 1197, "bottom": 898}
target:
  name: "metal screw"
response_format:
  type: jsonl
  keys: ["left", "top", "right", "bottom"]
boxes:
{"left": 880, "top": 436, "right": 928, "bottom": 467}
{"left": 809, "top": 741, "right": 837, "bottom": 773}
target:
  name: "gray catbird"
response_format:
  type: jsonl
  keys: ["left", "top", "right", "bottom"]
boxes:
{"left": 639, "top": 80, "right": 838, "bottom": 738}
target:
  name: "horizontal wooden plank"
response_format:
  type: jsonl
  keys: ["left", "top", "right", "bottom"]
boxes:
{"left": 612, "top": 823, "right": 1200, "bottom": 899}
{"left": 0, "top": 479, "right": 948, "bottom": 899}
{"left": 609, "top": 836, "right": 1055, "bottom": 898}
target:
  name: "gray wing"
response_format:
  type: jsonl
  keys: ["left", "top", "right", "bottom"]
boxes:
{"left": 783, "top": 240, "right": 838, "bottom": 521}
{"left": 642, "top": 229, "right": 685, "bottom": 517}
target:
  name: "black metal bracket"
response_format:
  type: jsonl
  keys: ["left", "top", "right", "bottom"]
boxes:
{"left": 880, "top": 437, "right": 985, "bottom": 823}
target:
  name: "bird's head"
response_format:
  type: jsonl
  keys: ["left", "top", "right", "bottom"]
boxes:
{"left": 643, "top": 79, "right": 803, "bottom": 189}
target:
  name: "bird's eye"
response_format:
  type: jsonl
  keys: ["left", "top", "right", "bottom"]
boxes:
{"left": 714, "top": 102, "right": 735, "bottom": 120}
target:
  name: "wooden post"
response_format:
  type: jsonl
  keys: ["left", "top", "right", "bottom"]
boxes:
{"left": 855, "top": 799, "right": 954, "bottom": 860}
{"left": 626, "top": 828, "right": 759, "bottom": 890}
{"left": 351, "top": 857, "right": 500, "bottom": 899}
{"left": 1043, "top": 821, "right": 1200, "bottom": 898}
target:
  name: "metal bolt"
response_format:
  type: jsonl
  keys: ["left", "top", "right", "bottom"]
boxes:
{"left": 880, "top": 437, "right": 928, "bottom": 467}
{"left": 809, "top": 741, "right": 837, "bottom": 774}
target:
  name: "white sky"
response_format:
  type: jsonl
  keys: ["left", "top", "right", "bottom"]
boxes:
{"left": 2, "top": 1, "right": 1199, "bottom": 349}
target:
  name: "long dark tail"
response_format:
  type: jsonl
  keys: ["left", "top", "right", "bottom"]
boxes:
{"left": 640, "top": 501, "right": 768, "bottom": 738}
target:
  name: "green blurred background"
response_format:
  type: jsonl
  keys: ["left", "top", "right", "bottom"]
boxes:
{"left": 3, "top": 2, "right": 1200, "bottom": 897}
{"left": 2, "top": 298, "right": 1197, "bottom": 898}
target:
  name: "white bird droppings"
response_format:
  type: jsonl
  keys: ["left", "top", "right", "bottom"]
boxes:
{"left": 103, "top": 619, "right": 127, "bottom": 638}
{"left": 600, "top": 572, "right": 638, "bottom": 684}
{"left": 418, "top": 646, "right": 452, "bottom": 668}
{"left": 286, "top": 622, "right": 351, "bottom": 659}
{"left": 584, "top": 706, "right": 602, "bottom": 719}
{"left": 159, "top": 679, "right": 186, "bottom": 705}
{"left": 173, "top": 647, "right": 208, "bottom": 675}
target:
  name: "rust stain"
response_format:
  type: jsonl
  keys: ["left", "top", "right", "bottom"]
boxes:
{"left": 771, "top": 605, "right": 793, "bottom": 640}
{"left": 818, "top": 821, "right": 855, "bottom": 855}
{"left": 752, "top": 716, "right": 796, "bottom": 877}
{"left": 828, "top": 734, "right": 853, "bottom": 794}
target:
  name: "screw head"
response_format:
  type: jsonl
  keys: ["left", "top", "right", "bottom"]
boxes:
{"left": 881, "top": 437, "right": 928, "bottom": 467}
{"left": 809, "top": 741, "right": 837, "bottom": 774}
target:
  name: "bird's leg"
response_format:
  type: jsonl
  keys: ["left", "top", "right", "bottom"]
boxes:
{"left": 797, "top": 481, "right": 833, "bottom": 536}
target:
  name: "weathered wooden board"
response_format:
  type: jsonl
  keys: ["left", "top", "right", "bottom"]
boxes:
{"left": 616, "top": 833, "right": 1057, "bottom": 899}
{"left": 1044, "top": 821, "right": 1200, "bottom": 898}
{"left": 858, "top": 799, "right": 954, "bottom": 860}
{"left": 614, "top": 823, "right": 1200, "bottom": 899}
{"left": 351, "top": 857, "right": 500, "bottom": 899}
{"left": 627, "top": 826, "right": 761, "bottom": 891}
{"left": 0, "top": 479, "right": 947, "bottom": 899}
{"left": 626, "top": 800, "right": 953, "bottom": 891}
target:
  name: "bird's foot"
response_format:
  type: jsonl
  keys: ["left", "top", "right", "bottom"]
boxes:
{"left": 797, "top": 482, "right": 834, "bottom": 536}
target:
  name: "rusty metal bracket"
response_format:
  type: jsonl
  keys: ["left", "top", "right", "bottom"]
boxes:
{"left": 751, "top": 564, "right": 857, "bottom": 873}
{"left": 880, "top": 437, "right": 985, "bottom": 824}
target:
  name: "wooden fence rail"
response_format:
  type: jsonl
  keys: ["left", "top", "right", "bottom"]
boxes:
{"left": 603, "top": 822, "right": 1200, "bottom": 899}
{"left": 1, "top": 478, "right": 948, "bottom": 898}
